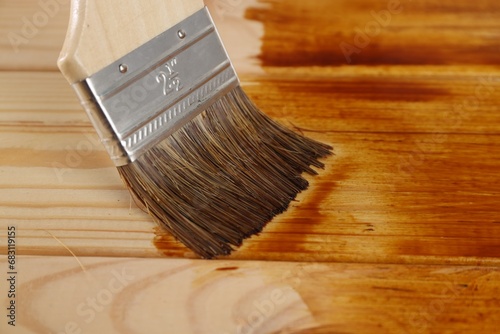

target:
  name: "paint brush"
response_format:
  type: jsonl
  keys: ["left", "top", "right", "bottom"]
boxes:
{"left": 58, "top": 0, "right": 332, "bottom": 258}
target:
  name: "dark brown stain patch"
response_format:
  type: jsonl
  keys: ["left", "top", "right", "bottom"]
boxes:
{"left": 262, "top": 77, "right": 448, "bottom": 102}
{"left": 246, "top": 0, "right": 500, "bottom": 67}
{"left": 216, "top": 266, "right": 240, "bottom": 271}
{"left": 246, "top": 161, "right": 348, "bottom": 256}
{"left": 371, "top": 286, "right": 414, "bottom": 293}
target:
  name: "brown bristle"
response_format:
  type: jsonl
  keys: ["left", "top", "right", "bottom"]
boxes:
{"left": 117, "top": 86, "right": 332, "bottom": 258}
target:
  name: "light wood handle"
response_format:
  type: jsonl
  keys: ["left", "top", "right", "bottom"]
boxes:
{"left": 58, "top": 0, "right": 205, "bottom": 84}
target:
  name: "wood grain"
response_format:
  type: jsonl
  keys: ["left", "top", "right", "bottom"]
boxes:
{"left": 1, "top": 1, "right": 500, "bottom": 333}
{"left": 1, "top": 1, "right": 500, "bottom": 264}
{"left": 0, "top": 0, "right": 71, "bottom": 71}
{"left": 247, "top": 0, "right": 500, "bottom": 67}
{"left": 0, "top": 0, "right": 262, "bottom": 74}
{"left": 1, "top": 256, "right": 499, "bottom": 334}
{"left": 1, "top": 68, "right": 500, "bottom": 265}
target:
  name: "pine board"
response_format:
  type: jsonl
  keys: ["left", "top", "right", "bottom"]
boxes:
{"left": 1, "top": 256, "right": 499, "bottom": 334}
{"left": 1, "top": 0, "right": 500, "bottom": 333}
{"left": 1, "top": 69, "right": 500, "bottom": 265}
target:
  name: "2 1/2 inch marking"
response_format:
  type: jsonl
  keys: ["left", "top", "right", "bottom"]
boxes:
{"left": 156, "top": 58, "right": 183, "bottom": 96}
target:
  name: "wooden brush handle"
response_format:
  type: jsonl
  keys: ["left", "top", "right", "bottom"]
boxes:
{"left": 58, "top": 0, "right": 204, "bottom": 84}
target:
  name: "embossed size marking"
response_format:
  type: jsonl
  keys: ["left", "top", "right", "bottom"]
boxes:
{"left": 156, "top": 58, "right": 183, "bottom": 96}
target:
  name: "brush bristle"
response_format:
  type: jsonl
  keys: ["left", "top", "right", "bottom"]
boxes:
{"left": 117, "top": 86, "right": 332, "bottom": 258}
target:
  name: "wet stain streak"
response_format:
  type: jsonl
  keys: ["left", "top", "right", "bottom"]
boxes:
{"left": 216, "top": 267, "right": 240, "bottom": 271}
{"left": 246, "top": 0, "right": 500, "bottom": 67}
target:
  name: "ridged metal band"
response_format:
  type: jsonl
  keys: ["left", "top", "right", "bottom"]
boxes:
{"left": 72, "top": 7, "right": 239, "bottom": 166}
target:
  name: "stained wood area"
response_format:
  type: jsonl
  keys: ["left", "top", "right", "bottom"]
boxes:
{"left": 1, "top": 0, "right": 500, "bottom": 333}
{"left": 2, "top": 0, "right": 499, "bottom": 264}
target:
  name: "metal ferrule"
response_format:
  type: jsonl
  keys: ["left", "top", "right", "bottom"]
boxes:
{"left": 72, "top": 7, "right": 240, "bottom": 166}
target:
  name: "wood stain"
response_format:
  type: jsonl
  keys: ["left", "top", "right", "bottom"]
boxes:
{"left": 245, "top": 0, "right": 500, "bottom": 67}
{"left": 154, "top": 0, "right": 500, "bottom": 264}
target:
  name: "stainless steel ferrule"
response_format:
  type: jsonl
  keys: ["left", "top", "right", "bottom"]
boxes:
{"left": 72, "top": 7, "right": 239, "bottom": 166}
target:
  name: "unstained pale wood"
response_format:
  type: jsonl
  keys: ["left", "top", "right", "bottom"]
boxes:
{"left": 0, "top": 0, "right": 262, "bottom": 74}
{"left": 0, "top": 256, "right": 499, "bottom": 334}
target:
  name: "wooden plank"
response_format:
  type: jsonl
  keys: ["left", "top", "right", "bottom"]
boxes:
{"left": 0, "top": 1, "right": 499, "bottom": 264}
{"left": 0, "top": 256, "right": 498, "bottom": 334}
{"left": 1, "top": 1, "right": 499, "bottom": 332}
{"left": 246, "top": 69, "right": 500, "bottom": 134}
{"left": 2, "top": 69, "right": 500, "bottom": 134}
{"left": 3, "top": 0, "right": 500, "bottom": 71}
{"left": 0, "top": 0, "right": 500, "bottom": 333}
{"left": 0, "top": 0, "right": 71, "bottom": 71}
{"left": 246, "top": 0, "right": 500, "bottom": 67}
{"left": 0, "top": 0, "right": 263, "bottom": 74}
{"left": 1, "top": 71, "right": 500, "bottom": 265}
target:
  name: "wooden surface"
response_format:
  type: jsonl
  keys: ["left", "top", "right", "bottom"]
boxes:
{"left": 1, "top": 0, "right": 500, "bottom": 332}
{"left": 1, "top": 256, "right": 499, "bottom": 334}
